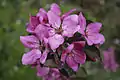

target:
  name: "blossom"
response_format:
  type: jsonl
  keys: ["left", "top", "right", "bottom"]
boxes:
{"left": 61, "top": 41, "right": 86, "bottom": 71}
{"left": 20, "top": 35, "right": 49, "bottom": 65}
{"left": 20, "top": 3, "right": 105, "bottom": 79}
{"left": 26, "top": 8, "right": 48, "bottom": 33}
{"left": 78, "top": 12, "right": 105, "bottom": 45}
{"left": 103, "top": 47, "right": 118, "bottom": 72}
{"left": 47, "top": 3, "right": 79, "bottom": 50}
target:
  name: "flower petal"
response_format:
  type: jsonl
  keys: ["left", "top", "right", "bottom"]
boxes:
{"left": 61, "top": 8, "right": 76, "bottom": 19}
{"left": 47, "top": 11, "right": 61, "bottom": 29}
{"left": 67, "top": 44, "right": 74, "bottom": 52}
{"left": 37, "top": 64, "right": 49, "bottom": 77}
{"left": 87, "top": 33, "right": 105, "bottom": 45}
{"left": 73, "top": 51, "right": 86, "bottom": 64}
{"left": 62, "top": 14, "right": 79, "bottom": 37}
{"left": 20, "top": 35, "right": 39, "bottom": 48}
{"left": 50, "top": 3, "right": 61, "bottom": 15}
{"left": 72, "top": 41, "right": 86, "bottom": 64}
{"left": 34, "top": 24, "right": 49, "bottom": 40}
{"left": 26, "top": 16, "right": 40, "bottom": 33}
{"left": 78, "top": 12, "right": 86, "bottom": 35}
{"left": 87, "top": 22, "right": 102, "bottom": 33}
{"left": 85, "top": 36, "right": 93, "bottom": 46}
{"left": 40, "top": 49, "right": 49, "bottom": 64}
{"left": 66, "top": 55, "right": 78, "bottom": 71}
{"left": 48, "top": 28, "right": 56, "bottom": 37}
{"left": 103, "top": 48, "right": 118, "bottom": 72}
{"left": 103, "top": 51, "right": 110, "bottom": 69}
{"left": 97, "top": 34, "right": 105, "bottom": 45}
{"left": 73, "top": 41, "right": 85, "bottom": 50}
{"left": 48, "top": 34, "right": 64, "bottom": 50}
{"left": 61, "top": 44, "right": 74, "bottom": 63}
{"left": 61, "top": 50, "right": 68, "bottom": 63}
{"left": 22, "top": 49, "right": 41, "bottom": 65}
{"left": 36, "top": 8, "right": 47, "bottom": 23}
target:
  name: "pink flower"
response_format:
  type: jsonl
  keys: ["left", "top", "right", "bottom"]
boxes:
{"left": 103, "top": 47, "right": 118, "bottom": 72}
{"left": 26, "top": 8, "right": 48, "bottom": 33}
{"left": 20, "top": 35, "right": 49, "bottom": 65}
{"left": 61, "top": 41, "right": 86, "bottom": 71}
{"left": 78, "top": 12, "right": 105, "bottom": 45}
{"left": 26, "top": 10, "right": 49, "bottom": 41}
{"left": 47, "top": 3, "right": 79, "bottom": 50}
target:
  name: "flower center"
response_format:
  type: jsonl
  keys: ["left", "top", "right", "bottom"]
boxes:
{"left": 68, "top": 53, "right": 73, "bottom": 57}
{"left": 55, "top": 26, "right": 63, "bottom": 34}
{"left": 85, "top": 30, "right": 88, "bottom": 37}
{"left": 39, "top": 42, "right": 45, "bottom": 52}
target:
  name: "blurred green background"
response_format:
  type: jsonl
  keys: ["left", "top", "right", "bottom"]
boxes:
{"left": 0, "top": 0, "right": 120, "bottom": 80}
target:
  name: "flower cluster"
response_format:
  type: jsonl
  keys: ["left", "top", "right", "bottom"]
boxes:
{"left": 20, "top": 3, "right": 105, "bottom": 79}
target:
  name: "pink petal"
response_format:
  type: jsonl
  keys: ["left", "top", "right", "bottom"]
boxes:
{"left": 85, "top": 36, "right": 93, "bottom": 46}
{"left": 103, "top": 51, "right": 109, "bottom": 69}
{"left": 67, "top": 44, "right": 74, "bottom": 52}
{"left": 50, "top": 3, "right": 61, "bottom": 15}
{"left": 87, "top": 22, "right": 102, "bottom": 33}
{"left": 20, "top": 35, "right": 39, "bottom": 48}
{"left": 34, "top": 24, "right": 49, "bottom": 40}
{"left": 72, "top": 41, "right": 86, "bottom": 64}
{"left": 98, "top": 34, "right": 105, "bottom": 44}
{"left": 36, "top": 8, "right": 47, "bottom": 23}
{"left": 22, "top": 49, "right": 41, "bottom": 65}
{"left": 37, "top": 64, "right": 49, "bottom": 77}
{"left": 26, "top": 16, "right": 39, "bottom": 33}
{"left": 61, "top": 50, "right": 68, "bottom": 63}
{"left": 62, "top": 15, "right": 79, "bottom": 37}
{"left": 43, "top": 38, "right": 49, "bottom": 45}
{"left": 61, "top": 44, "right": 74, "bottom": 63}
{"left": 78, "top": 12, "right": 86, "bottom": 35}
{"left": 66, "top": 55, "right": 78, "bottom": 71}
{"left": 40, "top": 49, "right": 49, "bottom": 64}
{"left": 86, "top": 22, "right": 104, "bottom": 45}
{"left": 48, "top": 28, "right": 56, "bottom": 37}
{"left": 37, "top": 8, "right": 47, "bottom": 17}
{"left": 73, "top": 41, "right": 85, "bottom": 50}
{"left": 26, "top": 23, "right": 34, "bottom": 33}
{"left": 104, "top": 48, "right": 118, "bottom": 72}
{"left": 47, "top": 11, "right": 61, "bottom": 29}
{"left": 48, "top": 34, "right": 64, "bottom": 50}
{"left": 87, "top": 33, "right": 105, "bottom": 45}
{"left": 73, "top": 51, "right": 86, "bottom": 64}
{"left": 61, "top": 8, "right": 76, "bottom": 19}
